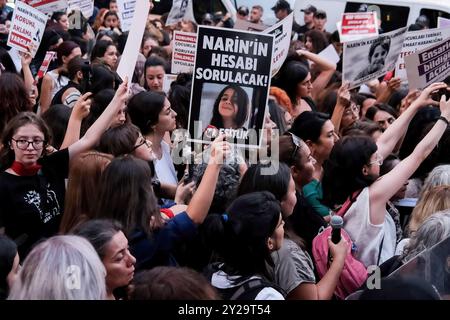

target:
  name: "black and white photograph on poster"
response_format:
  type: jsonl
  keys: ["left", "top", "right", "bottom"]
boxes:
{"left": 343, "top": 27, "right": 407, "bottom": 89}
{"left": 188, "top": 26, "right": 274, "bottom": 148}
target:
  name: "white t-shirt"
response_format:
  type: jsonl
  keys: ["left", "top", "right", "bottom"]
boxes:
{"left": 154, "top": 141, "right": 178, "bottom": 185}
{"left": 211, "top": 270, "right": 284, "bottom": 300}
{"left": 344, "top": 187, "right": 397, "bottom": 267}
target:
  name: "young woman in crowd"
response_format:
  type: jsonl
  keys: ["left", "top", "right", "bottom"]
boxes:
{"left": 74, "top": 219, "right": 136, "bottom": 300}
{"left": 322, "top": 83, "right": 450, "bottom": 266}
{"left": 0, "top": 81, "right": 129, "bottom": 259}
{"left": 39, "top": 41, "right": 81, "bottom": 113}
{"left": 237, "top": 162, "right": 347, "bottom": 299}
{"left": 143, "top": 56, "right": 166, "bottom": 92}
{"left": 91, "top": 40, "right": 119, "bottom": 71}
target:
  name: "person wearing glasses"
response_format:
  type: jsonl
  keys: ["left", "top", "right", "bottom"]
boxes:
{"left": 0, "top": 81, "right": 129, "bottom": 260}
{"left": 322, "top": 82, "right": 450, "bottom": 267}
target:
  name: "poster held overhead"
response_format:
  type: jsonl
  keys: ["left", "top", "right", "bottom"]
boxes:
{"left": 7, "top": 1, "right": 48, "bottom": 57}
{"left": 166, "top": 0, "right": 195, "bottom": 26}
{"left": 117, "top": 0, "right": 136, "bottom": 32}
{"left": 116, "top": 0, "right": 150, "bottom": 83}
{"left": 343, "top": 27, "right": 407, "bottom": 89}
{"left": 68, "top": 0, "right": 94, "bottom": 19}
{"left": 340, "top": 12, "right": 378, "bottom": 43}
{"left": 188, "top": 26, "right": 274, "bottom": 149}
{"left": 405, "top": 37, "right": 450, "bottom": 90}
{"left": 171, "top": 31, "right": 197, "bottom": 74}
{"left": 24, "top": 0, "right": 68, "bottom": 15}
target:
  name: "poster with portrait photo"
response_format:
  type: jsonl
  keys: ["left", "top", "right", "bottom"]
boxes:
{"left": 188, "top": 26, "right": 274, "bottom": 148}
{"left": 343, "top": 27, "right": 407, "bottom": 89}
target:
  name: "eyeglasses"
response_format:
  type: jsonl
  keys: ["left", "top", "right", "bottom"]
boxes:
{"left": 11, "top": 138, "right": 46, "bottom": 150}
{"left": 131, "top": 137, "right": 150, "bottom": 152}
{"left": 288, "top": 132, "right": 302, "bottom": 164}
{"left": 369, "top": 153, "right": 383, "bottom": 166}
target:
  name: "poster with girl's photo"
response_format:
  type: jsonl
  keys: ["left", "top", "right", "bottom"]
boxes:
{"left": 188, "top": 26, "right": 274, "bottom": 148}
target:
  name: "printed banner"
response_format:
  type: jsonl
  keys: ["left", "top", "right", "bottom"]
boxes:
{"left": 166, "top": 0, "right": 195, "bottom": 26}
{"left": 263, "top": 12, "right": 293, "bottom": 77}
{"left": 171, "top": 30, "right": 197, "bottom": 74}
{"left": 395, "top": 27, "right": 450, "bottom": 82}
{"left": 343, "top": 27, "right": 407, "bottom": 89}
{"left": 68, "top": 0, "right": 94, "bottom": 18}
{"left": 24, "top": 0, "right": 68, "bottom": 14}
{"left": 7, "top": 1, "right": 48, "bottom": 57}
{"left": 37, "top": 51, "right": 56, "bottom": 79}
{"left": 188, "top": 26, "right": 274, "bottom": 148}
{"left": 340, "top": 12, "right": 378, "bottom": 43}
{"left": 117, "top": 0, "right": 136, "bottom": 32}
{"left": 116, "top": 0, "right": 149, "bottom": 82}
{"left": 405, "top": 37, "right": 450, "bottom": 90}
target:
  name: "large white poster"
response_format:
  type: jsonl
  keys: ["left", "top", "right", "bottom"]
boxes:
{"left": 117, "top": 0, "right": 136, "bottom": 32}
{"left": 166, "top": 0, "right": 195, "bottom": 26}
{"left": 343, "top": 27, "right": 407, "bottom": 89}
{"left": 7, "top": 1, "right": 48, "bottom": 57}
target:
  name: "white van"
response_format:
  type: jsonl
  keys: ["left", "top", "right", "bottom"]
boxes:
{"left": 293, "top": 0, "right": 450, "bottom": 33}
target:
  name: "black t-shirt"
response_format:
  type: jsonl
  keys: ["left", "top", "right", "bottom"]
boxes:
{"left": 0, "top": 149, "right": 69, "bottom": 259}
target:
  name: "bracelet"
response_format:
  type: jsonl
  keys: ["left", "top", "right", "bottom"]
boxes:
{"left": 439, "top": 116, "right": 449, "bottom": 125}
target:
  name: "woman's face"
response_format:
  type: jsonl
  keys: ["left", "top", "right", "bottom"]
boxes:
{"left": 365, "top": 151, "right": 382, "bottom": 180}
{"left": 145, "top": 65, "right": 165, "bottom": 92}
{"left": 110, "top": 105, "right": 126, "bottom": 127}
{"left": 374, "top": 110, "right": 395, "bottom": 131}
{"left": 58, "top": 14, "right": 69, "bottom": 32}
{"left": 218, "top": 88, "right": 239, "bottom": 123}
{"left": 370, "top": 45, "right": 388, "bottom": 66}
{"left": 7, "top": 253, "right": 20, "bottom": 291}
{"left": 104, "top": 15, "right": 119, "bottom": 29}
{"left": 103, "top": 231, "right": 136, "bottom": 292}
{"left": 103, "top": 45, "right": 118, "bottom": 69}
{"left": 142, "top": 38, "right": 158, "bottom": 57}
{"left": 313, "top": 120, "right": 338, "bottom": 162}
{"left": 10, "top": 124, "right": 46, "bottom": 166}
{"left": 305, "top": 36, "right": 313, "bottom": 52}
{"left": 296, "top": 72, "right": 313, "bottom": 98}
{"left": 63, "top": 47, "right": 82, "bottom": 66}
{"left": 132, "top": 135, "right": 154, "bottom": 162}
{"left": 155, "top": 98, "right": 177, "bottom": 133}
{"left": 280, "top": 175, "right": 297, "bottom": 217}
{"left": 294, "top": 140, "right": 316, "bottom": 186}
{"left": 341, "top": 103, "right": 360, "bottom": 130}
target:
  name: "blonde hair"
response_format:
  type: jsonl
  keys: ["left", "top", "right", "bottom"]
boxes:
{"left": 408, "top": 185, "right": 450, "bottom": 234}
{"left": 8, "top": 236, "right": 106, "bottom": 300}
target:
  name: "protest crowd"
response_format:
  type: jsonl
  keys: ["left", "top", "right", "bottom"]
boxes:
{"left": 1, "top": 0, "right": 450, "bottom": 301}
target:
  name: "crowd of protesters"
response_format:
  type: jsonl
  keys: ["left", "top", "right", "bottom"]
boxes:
{"left": 0, "top": 0, "right": 449, "bottom": 300}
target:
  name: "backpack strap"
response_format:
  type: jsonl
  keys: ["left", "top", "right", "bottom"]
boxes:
{"left": 334, "top": 190, "right": 362, "bottom": 218}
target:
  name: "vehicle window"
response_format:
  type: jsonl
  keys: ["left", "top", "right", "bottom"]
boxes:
{"left": 345, "top": 2, "right": 410, "bottom": 33}
{"left": 420, "top": 9, "right": 450, "bottom": 29}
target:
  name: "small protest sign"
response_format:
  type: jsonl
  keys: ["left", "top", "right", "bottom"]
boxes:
{"left": 166, "top": 0, "right": 195, "bottom": 26}
{"left": 171, "top": 30, "right": 197, "bottom": 74}
{"left": 37, "top": 51, "right": 56, "bottom": 79}
{"left": 405, "top": 37, "right": 450, "bottom": 90}
{"left": 395, "top": 27, "right": 450, "bottom": 82}
{"left": 117, "top": 0, "right": 136, "bottom": 32}
{"left": 340, "top": 12, "right": 378, "bottom": 43}
{"left": 24, "top": 0, "right": 68, "bottom": 15}
{"left": 343, "top": 27, "right": 407, "bottom": 89}
{"left": 188, "top": 26, "right": 274, "bottom": 148}
{"left": 263, "top": 12, "right": 293, "bottom": 77}
{"left": 7, "top": 1, "right": 48, "bottom": 57}
{"left": 68, "top": 0, "right": 94, "bottom": 18}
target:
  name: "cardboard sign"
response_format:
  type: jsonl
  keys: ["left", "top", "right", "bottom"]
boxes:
{"left": 7, "top": 1, "right": 48, "bottom": 57}
{"left": 171, "top": 30, "right": 197, "bottom": 74}
{"left": 395, "top": 27, "right": 450, "bottom": 82}
{"left": 405, "top": 37, "right": 450, "bottom": 90}
{"left": 343, "top": 27, "right": 407, "bottom": 89}
{"left": 37, "top": 51, "right": 56, "bottom": 79}
{"left": 166, "top": 0, "right": 195, "bottom": 26}
{"left": 116, "top": 0, "right": 149, "bottom": 82}
{"left": 24, "top": 0, "right": 68, "bottom": 14}
{"left": 340, "top": 12, "right": 378, "bottom": 43}
{"left": 68, "top": 0, "right": 94, "bottom": 18}
{"left": 188, "top": 26, "right": 274, "bottom": 148}
{"left": 263, "top": 12, "right": 293, "bottom": 77}
{"left": 117, "top": 0, "right": 136, "bottom": 32}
